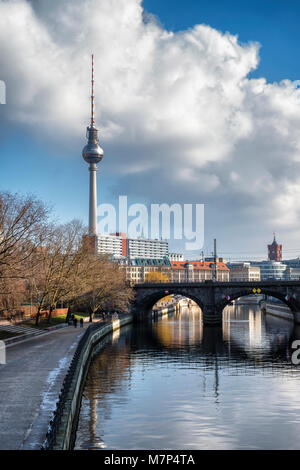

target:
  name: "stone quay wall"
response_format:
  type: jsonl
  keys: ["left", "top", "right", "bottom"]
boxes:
{"left": 42, "top": 314, "right": 133, "bottom": 450}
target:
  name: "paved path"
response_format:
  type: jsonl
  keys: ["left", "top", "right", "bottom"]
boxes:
{"left": 0, "top": 323, "right": 46, "bottom": 337}
{"left": 0, "top": 324, "right": 90, "bottom": 450}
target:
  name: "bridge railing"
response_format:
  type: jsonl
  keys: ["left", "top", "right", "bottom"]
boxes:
{"left": 135, "top": 278, "right": 226, "bottom": 284}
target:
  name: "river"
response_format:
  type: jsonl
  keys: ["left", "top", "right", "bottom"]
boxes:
{"left": 74, "top": 304, "right": 300, "bottom": 450}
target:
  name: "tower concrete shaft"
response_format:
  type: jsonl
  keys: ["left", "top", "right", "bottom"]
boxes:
{"left": 89, "top": 163, "right": 98, "bottom": 235}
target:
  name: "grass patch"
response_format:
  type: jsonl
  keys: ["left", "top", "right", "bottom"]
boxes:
{"left": 21, "top": 312, "right": 89, "bottom": 329}
{"left": 21, "top": 315, "right": 67, "bottom": 329}
{"left": 0, "top": 330, "right": 22, "bottom": 340}
{"left": 71, "top": 312, "right": 90, "bottom": 318}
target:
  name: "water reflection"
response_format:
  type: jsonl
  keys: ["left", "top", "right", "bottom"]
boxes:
{"left": 75, "top": 305, "right": 300, "bottom": 450}
{"left": 153, "top": 309, "right": 203, "bottom": 347}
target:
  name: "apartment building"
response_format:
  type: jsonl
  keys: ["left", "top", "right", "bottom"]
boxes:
{"left": 95, "top": 233, "right": 168, "bottom": 259}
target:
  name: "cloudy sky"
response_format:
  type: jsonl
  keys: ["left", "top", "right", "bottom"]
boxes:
{"left": 1, "top": 0, "right": 300, "bottom": 260}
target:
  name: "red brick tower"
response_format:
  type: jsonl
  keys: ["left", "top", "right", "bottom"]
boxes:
{"left": 268, "top": 234, "right": 282, "bottom": 261}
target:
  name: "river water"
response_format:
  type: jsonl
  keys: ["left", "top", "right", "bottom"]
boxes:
{"left": 74, "top": 305, "right": 300, "bottom": 450}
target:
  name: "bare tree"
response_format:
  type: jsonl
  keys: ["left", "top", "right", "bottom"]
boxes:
{"left": 0, "top": 191, "right": 133, "bottom": 324}
{"left": 0, "top": 191, "right": 49, "bottom": 317}
{"left": 80, "top": 254, "right": 134, "bottom": 322}
{"left": 46, "top": 220, "right": 88, "bottom": 323}
{"left": 29, "top": 220, "right": 88, "bottom": 325}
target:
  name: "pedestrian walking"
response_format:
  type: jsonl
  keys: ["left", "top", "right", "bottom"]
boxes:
{"left": 80, "top": 318, "right": 83, "bottom": 328}
{"left": 73, "top": 317, "right": 78, "bottom": 328}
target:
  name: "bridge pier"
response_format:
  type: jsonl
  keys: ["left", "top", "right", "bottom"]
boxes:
{"left": 202, "top": 305, "right": 222, "bottom": 326}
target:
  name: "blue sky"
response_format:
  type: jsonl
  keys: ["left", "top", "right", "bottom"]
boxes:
{"left": 1, "top": 0, "right": 300, "bottom": 259}
{"left": 144, "top": 0, "right": 300, "bottom": 83}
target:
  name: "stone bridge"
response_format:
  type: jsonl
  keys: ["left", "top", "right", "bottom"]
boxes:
{"left": 133, "top": 280, "right": 300, "bottom": 325}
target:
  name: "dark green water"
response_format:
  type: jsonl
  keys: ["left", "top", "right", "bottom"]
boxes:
{"left": 75, "top": 305, "right": 300, "bottom": 450}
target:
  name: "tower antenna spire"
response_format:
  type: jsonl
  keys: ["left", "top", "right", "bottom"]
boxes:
{"left": 91, "top": 54, "right": 95, "bottom": 127}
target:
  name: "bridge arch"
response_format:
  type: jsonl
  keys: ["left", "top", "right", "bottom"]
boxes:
{"left": 134, "top": 287, "right": 204, "bottom": 319}
{"left": 216, "top": 289, "right": 300, "bottom": 317}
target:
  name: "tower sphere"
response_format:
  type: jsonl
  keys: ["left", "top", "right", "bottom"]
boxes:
{"left": 82, "top": 125, "right": 104, "bottom": 164}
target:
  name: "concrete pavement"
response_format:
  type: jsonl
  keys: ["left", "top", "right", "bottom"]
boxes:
{"left": 0, "top": 323, "right": 90, "bottom": 450}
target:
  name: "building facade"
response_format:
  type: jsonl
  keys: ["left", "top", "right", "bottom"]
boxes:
{"left": 127, "top": 238, "right": 168, "bottom": 259}
{"left": 251, "top": 260, "right": 286, "bottom": 281}
{"left": 285, "top": 267, "right": 300, "bottom": 280}
{"left": 204, "top": 257, "right": 226, "bottom": 263}
{"left": 228, "top": 263, "right": 261, "bottom": 282}
{"left": 96, "top": 233, "right": 127, "bottom": 258}
{"left": 170, "top": 261, "right": 229, "bottom": 283}
{"left": 124, "top": 259, "right": 230, "bottom": 284}
{"left": 95, "top": 232, "right": 168, "bottom": 260}
{"left": 124, "top": 257, "right": 171, "bottom": 283}
{"left": 283, "top": 258, "right": 300, "bottom": 268}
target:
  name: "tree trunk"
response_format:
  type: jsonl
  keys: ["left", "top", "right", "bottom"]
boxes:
{"left": 89, "top": 311, "right": 94, "bottom": 322}
{"left": 66, "top": 305, "right": 71, "bottom": 323}
{"left": 35, "top": 305, "right": 41, "bottom": 326}
{"left": 47, "top": 305, "right": 54, "bottom": 324}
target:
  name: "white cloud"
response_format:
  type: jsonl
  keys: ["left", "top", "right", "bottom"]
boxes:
{"left": 1, "top": 0, "right": 300, "bottom": 251}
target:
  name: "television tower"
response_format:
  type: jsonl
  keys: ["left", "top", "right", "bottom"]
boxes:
{"left": 82, "top": 54, "right": 104, "bottom": 235}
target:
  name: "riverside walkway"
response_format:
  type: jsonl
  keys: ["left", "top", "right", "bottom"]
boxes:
{"left": 0, "top": 323, "right": 90, "bottom": 450}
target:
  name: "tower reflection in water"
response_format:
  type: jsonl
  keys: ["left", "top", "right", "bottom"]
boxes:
{"left": 75, "top": 304, "right": 300, "bottom": 450}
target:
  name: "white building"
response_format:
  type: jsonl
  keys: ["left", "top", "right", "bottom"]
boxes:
{"left": 285, "top": 267, "right": 300, "bottom": 280}
{"left": 228, "top": 263, "right": 261, "bottom": 282}
{"left": 95, "top": 233, "right": 168, "bottom": 259}
{"left": 127, "top": 238, "right": 168, "bottom": 259}
{"left": 251, "top": 260, "right": 286, "bottom": 281}
{"left": 96, "top": 234, "right": 125, "bottom": 258}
